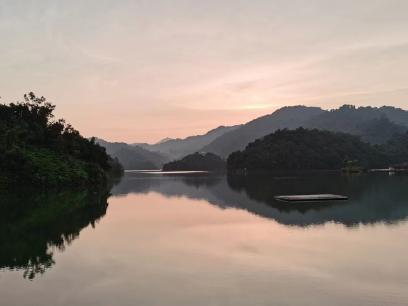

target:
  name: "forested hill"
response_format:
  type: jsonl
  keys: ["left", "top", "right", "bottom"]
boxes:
{"left": 0, "top": 93, "right": 122, "bottom": 186}
{"left": 227, "top": 128, "right": 408, "bottom": 171}
{"left": 202, "top": 106, "right": 324, "bottom": 157}
{"left": 163, "top": 152, "right": 225, "bottom": 171}
{"left": 304, "top": 105, "right": 408, "bottom": 144}
{"left": 203, "top": 105, "right": 408, "bottom": 158}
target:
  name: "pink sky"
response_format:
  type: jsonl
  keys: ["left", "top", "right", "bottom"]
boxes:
{"left": 1, "top": 1, "right": 408, "bottom": 143}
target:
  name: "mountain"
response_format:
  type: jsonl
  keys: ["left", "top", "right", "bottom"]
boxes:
{"left": 202, "top": 106, "right": 324, "bottom": 157}
{"left": 162, "top": 152, "right": 226, "bottom": 171}
{"left": 99, "top": 104, "right": 408, "bottom": 169}
{"left": 304, "top": 105, "right": 408, "bottom": 144}
{"left": 378, "top": 106, "right": 408, "bottom": 127}
{"left": 136, "top": 125, "right": 239, "bottom": 160}
{"left": 156, "top": 137, "right": 173, "bottom": 144}
{"left": 227, "top": 128, "right": 389, "bottom": 171}
{"left": 203, "top": 105, "right": 408, "bottom": 157}
{"left": 96, "top": 138, "right": 169, "bottom": 170}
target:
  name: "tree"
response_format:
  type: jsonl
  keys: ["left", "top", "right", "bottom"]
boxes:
{"left": 0, "top": 92, "right": 122, "bottom": 186}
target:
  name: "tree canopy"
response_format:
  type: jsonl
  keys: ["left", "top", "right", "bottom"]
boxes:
{"left": 0, "top": 93, "right": 122, "bottom": 186}
{"left": 163, "top": 152, "right": 226, "bottom": 171}
{"left": 227, "top": 128, "right": 408, "bottom": 171}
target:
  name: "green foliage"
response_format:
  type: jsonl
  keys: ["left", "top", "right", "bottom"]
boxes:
{"left": 227, "top": 128, "right": 395, "bottom": 171}
{"left": 162, "top": 152, "right": 226, "bottom": 171}
{"left": 24, "top": 149, "right": 89, "bottom": 185}
{"left": 0, "top": 92, "right": 123, "bottom": 186}
{"left": 381, "top": 132, "right": 408, "bottom": 165}
{"left": 342, "top": 160, "right": 363, "bottom": 173}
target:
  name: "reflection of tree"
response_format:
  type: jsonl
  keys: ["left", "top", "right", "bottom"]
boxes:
{"left": 111, "top": 172, "right": 222, "bottom": 196}
{"left": 180, "top": 175, "right": 222, "bottom": 189}
{"left": 227, "top": 172, "right": 363, "bottom": 212}
{"left": 226, "top": 173, "right": 408, "bottom": 226}
{"left": 112, "top": 172, "right": 408, "bottom": 228}
{"left": 0, "top": 189, "right": 109, "bottom": 279}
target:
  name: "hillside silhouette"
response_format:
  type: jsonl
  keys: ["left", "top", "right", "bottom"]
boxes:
{"left": 96, "top": 138, "right": 169, "bottom": 170}
{"left": 0, "top": 93, "right": 122, "bottom": 186}
{"left": 203, "top": 105, "right": 408, "bottom": 157}
{"left": 163, "top": 152, "right": 225, "bottom": 171}
{"left": 227, "top": 128, "right": 392, "bottom": 171}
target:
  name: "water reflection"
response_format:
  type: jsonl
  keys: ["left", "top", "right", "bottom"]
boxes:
{"left": 3, "top": 173, "right": 407, "bottom": 280}
{"left": 112, "top": 172, "right": 408, "bottom": 227}
{"left": 0, "top": 188, "right": 109, "bottom": 279}
{"left": 1, "top": 173, "right": 407, "bottom": 306}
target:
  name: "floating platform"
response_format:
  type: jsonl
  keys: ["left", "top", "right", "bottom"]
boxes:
{"left": 274, "top": 194, "right": 348, "bottom": 203}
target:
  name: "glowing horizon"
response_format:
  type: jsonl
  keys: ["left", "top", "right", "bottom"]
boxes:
{"left": 1, "top": 1, "right": 408, "bottom": 143}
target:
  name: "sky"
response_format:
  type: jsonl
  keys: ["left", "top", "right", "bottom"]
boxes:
{"left": 1, "top": 0, "right": 408, "bottom": 143}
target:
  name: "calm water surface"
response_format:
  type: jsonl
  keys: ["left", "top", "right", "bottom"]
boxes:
{"left": 1, "top": 172, "right": 408, "bottom": 306}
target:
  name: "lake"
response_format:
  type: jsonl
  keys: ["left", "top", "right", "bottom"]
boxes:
{"left": 1, "top": 171, "right": 408, "bottom": 306}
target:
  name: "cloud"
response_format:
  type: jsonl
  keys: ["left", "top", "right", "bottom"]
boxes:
{"left": 1, "top": 0, "right": 408, "bottom": 142}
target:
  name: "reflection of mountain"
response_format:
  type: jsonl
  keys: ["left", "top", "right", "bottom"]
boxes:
{"left": 0, "top": 189, "right": 109, "bottom": 279}
{"left": 112, "top": 172, "right": 408, "bottom": 227}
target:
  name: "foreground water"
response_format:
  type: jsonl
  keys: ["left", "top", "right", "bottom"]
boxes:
{"left": 1, "top": 172, "right": 408, "bottom": 306}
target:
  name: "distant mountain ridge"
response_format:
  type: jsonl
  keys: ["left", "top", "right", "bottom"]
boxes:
{"left": 202, "top": 106, "right": 325, "bottom": 157}
{"left": 136, "top": 125, "right": 239, "bottom": 159}
{"left": 304, "top": 105, "right": 408, "bottom": 144}
{"left": 98, "top": 104, "right": 408, "bottom": 169}
{"left": 96, "top": 138, "right": 169, "bottom": 170}
{"left": 202, "top": 105, "right": 408, "bottom": 157}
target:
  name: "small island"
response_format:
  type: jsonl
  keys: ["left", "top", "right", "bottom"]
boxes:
{"left": 0, "top": 93, "right": 123, "bottom": 187}
{"left": 162, "top": 152, "right": 225, "bottom": 171}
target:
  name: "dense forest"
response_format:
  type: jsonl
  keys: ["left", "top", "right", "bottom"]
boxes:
{"left": 162, "top": 152, "right": 226, "bottom": 171}
{"left": 0, "top": 93, "right": 122, "bottom": 187}
{"left": 227, "top": 128, "right": 408, "bottom": 171}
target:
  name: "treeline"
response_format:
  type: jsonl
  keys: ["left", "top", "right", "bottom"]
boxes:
{"left": 227, "top": 128, "right": 408, "bottom": 171}
{"left": 0, "top": 93, "right": 122, "bottom": 186}
{"left": 162, "top": 152, "right": 225, "bottom": 171}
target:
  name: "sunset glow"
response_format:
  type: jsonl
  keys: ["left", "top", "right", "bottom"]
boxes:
{"left": 1, "top": 1, "right": 408, "bottom": 142}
